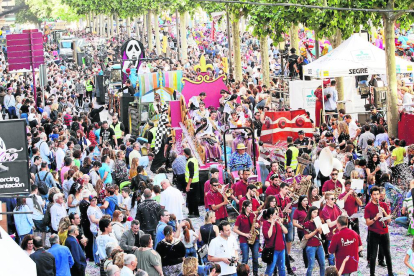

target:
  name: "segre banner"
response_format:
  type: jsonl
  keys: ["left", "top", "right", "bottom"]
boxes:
{"left": 0, "top": 120, "right": 30, "bottom": 195}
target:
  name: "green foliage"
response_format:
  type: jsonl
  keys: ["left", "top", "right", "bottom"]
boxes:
{"left": 15, "top": 0, "right": 41, "bottom": 25}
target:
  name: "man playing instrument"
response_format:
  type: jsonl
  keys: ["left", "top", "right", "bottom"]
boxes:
{"left": 275, "top": 183, "right": 296, "bottom": 275}
{"left": 239, "top": 184, "right": 260, "bottom": 213}
{"left": 322, "top": 168, "right": 343, "bottom": 195}
{"left": 321, "top": 191, "right": 345, "bottom": 266}
{"left": 265, "top": 173, "right": 281, "bottom": 198}
{"left": 338, "top": 180, "right": 363, "bottom": 234}
{"left": 265, "top": 161, "right": 280, "bottom": 188}
{"left": 233, "top": 200, "right": 260, "bottom": 276}
{"left": 234, "top": 169, "right": 251, "bottom": 202}
{"left": 364, "top": 186, "right": 394, "bottom": 276}
{"left": 205, "top": 178, "right": 229, "bottom": 225}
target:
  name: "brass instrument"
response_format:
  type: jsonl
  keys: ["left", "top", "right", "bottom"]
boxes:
{"left": 376, "top": 202, "right": 387, "bottom": 228}
{"left": 247, "top": 204, "right": 265, "bottom": 245}
{"left": 333, "top": 186, "right": 343, "bottom": 200}
{"left": 287, "top": 178, "right": 312, "bottom": 204}
{"left": 296, "top": 157, "right": 312, "bottom": 175}
{"left": 216, "top": 184, "right": 239, "bottom": 215}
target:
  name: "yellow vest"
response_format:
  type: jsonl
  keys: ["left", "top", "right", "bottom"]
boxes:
{"left": 285, "top": 145, "right": 299, "bottom": 169}
{"left": 150, "top": 127, "right": 158, "bottom": 148}
{"left": 86, "top": 80, "right": 93, "bottom": 92}
{"left": 185, "top": 157, "right": 199, "bottom": 183}
{"left": 110, "top": 123, "right": 122, "bottom": 139}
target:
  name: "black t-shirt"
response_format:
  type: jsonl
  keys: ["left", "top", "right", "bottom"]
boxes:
{"left": 100, "top": 127, "right": 115, "bottom": 145}
{"left": 288, "top": 54, "right": 299, "bottom": 75}
{"left": 30, "top": 165, "right": 38, "bottom": 174}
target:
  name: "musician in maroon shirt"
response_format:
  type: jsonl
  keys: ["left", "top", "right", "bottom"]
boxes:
{"left": 204, "top": 168, "right": 220, "bottom": 210}
{"left": 322, "top": 168, "right": 343, "bottom": 194}
{"left": 292, "top": 195, "right": 309, "bottom": 268}
{"left": 264, "top": 161, "right": 279, "bottom": 188}
{"left": 338, "top": 180, "right": 363, "bottom": 234}
{"left": 364, "top": 186, "right": 393, "bottom": 276}
{"left": 265, "top": 173, "right": 281, "bottom": 198}
{"left": 321, "top": 191, "right": 344, "bottom": 266}
{"left": 205, "top": 178, "right": 228, "bottom": 224}
{"left": 234, "top": 169, "right": 251, "bottom": 200}
{"left": 328, "top": 216, "right": 362, "bottom": 275}
{"left": 239, "top": 185, "right": 260, "bottom": 213}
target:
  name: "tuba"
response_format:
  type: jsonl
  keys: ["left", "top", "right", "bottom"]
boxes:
{"left": 319, "top": 147, "right": 334, "bottom": 177}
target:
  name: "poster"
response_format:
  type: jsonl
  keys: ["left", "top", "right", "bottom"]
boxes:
{"left": 0, "top": 120, "right": 30, "bottom": 195}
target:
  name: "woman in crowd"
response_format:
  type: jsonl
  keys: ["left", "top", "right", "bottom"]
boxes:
{"left": 129, "top": 191, "right": 142, "bottom": 220}
{"left": 111, "top": 210, "right": 125, "bottom": 242}
{"left": 81, "top": 157, "right": 93, "bottom": 175}
{"left": 58, "top": 216, "right": 71, "bottom": 245}
{"left": 62, "top": 169, "right": 75, "bottom": 198}
{"left": 100, "top": 185, "right": 118, "bottom": 217}
{"left": 303, "top": 206, "right": 325, "bottom": 276}
{"left": 180, "top": 220, "right": 198, "bottom": 258}
{"left": 67, "top": 182, "right": 82, "bottom": 215}
{"left": 13, "top": 198, "right": 34, "bottom": 245}
{"left": 337, "top": 121, "right": 350, "bottom": 150}
{"left": 307, "top": 186, "right": 322, "bottom": 207}
{"left": 20, "top": 234, "right": 35, "bottom": 255}
{"left": 156, "top": 225, "right": 186, "bottom": 276}
{"left": 264, "top": 195, "right": 277, "bottom": 210}
{"left": 366, "top": 153, "right": 381, "bottom": 182}
{"left": 129, "top": 157, "right": 139, "bottom": 179}
{"left": 293, "top": 195, "right": 309, "bottom": 268}
{"left": 113, "top": 150, "right": 128, "bottom": 185}
{"left": 87, "top": 195, "right": 104, "bottom": 265}
{"left": 262, "top": 207, "right": 287, "bottom": 276}
{"left": 134, "top": 234, "right": 163, "bottom": 276}
{"left": 198, "top": 211, "right": 219, "bottom": 264}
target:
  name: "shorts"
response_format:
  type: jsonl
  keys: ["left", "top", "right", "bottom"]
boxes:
{"left": 33, "top": 219, "right": 47, "bottom": 232}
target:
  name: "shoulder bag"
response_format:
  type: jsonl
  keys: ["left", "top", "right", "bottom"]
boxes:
{"left": 262, "top": 223, "right": 278, "bottom": 264}
{"left": 197, "top": 225, "right": 212, "bottom": 259}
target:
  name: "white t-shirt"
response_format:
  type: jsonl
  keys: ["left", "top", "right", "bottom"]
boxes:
{"left": 87, "top": 206, "right": 103, "bottom": 233}
{"left": 121, "top": 196, "right": 132, "bottom": 211}
{"left": 96, "top": 234, "right": 118, "bottom": 259}
{"left": 160, "top": 186, "right": 184, "bottom": 221}
{"left": 208, "top": 235, "right": 239, "bottom": 275}
{"left": 180, "top": 230, "right": 197, "bottom": 248}
{"left": 348, "top": 120, "right": 359, "bottom": 139}
{"left": 26, "top": 194, "right": 44, "bottom": 220}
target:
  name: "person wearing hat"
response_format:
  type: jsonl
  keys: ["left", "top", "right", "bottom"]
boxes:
{"left": 183, "top": 148, "right": 200, "bottom": 217}
{"left": 285, "top": 136, "right": 299, "bottom": 170}
{"left": 294, "top": 130, "right": 313, "bottom": 156}
{"left": 228, "top": 143, "right": 253, "bottom": 172}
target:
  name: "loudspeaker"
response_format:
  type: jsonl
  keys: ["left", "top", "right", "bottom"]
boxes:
{"left": 198, "top": 169, "right": 210, "bottom": 205}
{"left": 95, "top": 75, "right": 105, "bottom": 105}
{"left": 76, "top": 52, "right": 85, "bottom": 67}
{"left": 120, "top": 94, "right": 134, "bottom": 133}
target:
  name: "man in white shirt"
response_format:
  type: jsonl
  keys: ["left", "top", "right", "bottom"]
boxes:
{"left": 159, "top": 179, "right": 185, "bottom": 221}
{"left": 56, "top": 141, "right": 66, "bottom": 171}
{"left": 344, "top": 114, "right": 360, "bottom": 141}
{"left": 120, "top": 254, "right": 137, "bottom": 276}
{"left": 50, "top": 193, "right": 67, "bottom": 232}
{"left": 36, "top": 133, "right": 51, "bottom": 165}
{"left": 208, "top": 221, "right": 239, "bottom": 276}
{"left": 324, "top": 80, "right": 338, "bottom": 113}
{"left": 129, "top": 142, "right": 141, "bottom": 166}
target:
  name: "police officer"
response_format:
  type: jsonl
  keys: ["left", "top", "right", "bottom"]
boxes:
{"left": 294, "top": 130, "right": 313, "bottom": 155}
{"left": 85, "top": 76, "right": 94, "bottom": 101}
{"left": 147, "top": 121, "right": 158, "bottom": 151}
{"left": 285, "top": 136, "right": 299, "bottom": 171}
{"left": 110, "top": 115, "right": 125, "bottom": 146}
{"left": 184, "top": 148, "right": 200, "bottom": 218}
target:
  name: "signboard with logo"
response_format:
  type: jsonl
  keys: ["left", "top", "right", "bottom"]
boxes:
{"left": 0, "top": 120, "right": 30, "bottom": 195}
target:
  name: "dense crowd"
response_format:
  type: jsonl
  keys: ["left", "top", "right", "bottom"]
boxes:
{"left": 2, "top": 21, "right": 414, "bottom": 276}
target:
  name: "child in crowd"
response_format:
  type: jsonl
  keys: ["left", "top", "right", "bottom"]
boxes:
{"left": 120, "top": 187, "right": 131, "bottom": 216}
{"left": 405, "top": 238, "right": 414, "bottom": 276}
{"left": 167, "top": 213, "right": 177, "bottom": 232}
{"left": 153, "top": 185, "right": 161, "bottom": 203}
{"left": 379, "top": 154, "right": 390, "bottom": 174}
{"left": 325, "top": 256, "right": 349, "bottom": 276}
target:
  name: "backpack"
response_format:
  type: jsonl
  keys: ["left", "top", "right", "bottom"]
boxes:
{"left": 43, "top": 202, "right": 53, "bottom": 227}
{"left": 36, "top": 172, "right": 49, "bottom": 195}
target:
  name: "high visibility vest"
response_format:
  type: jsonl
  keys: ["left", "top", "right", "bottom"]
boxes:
{"left": 285, "top": 145, "right": 299, "bottom": 170}
{"left": 185, "top": 157, "right": 199, "bottom": 183}
{"left": 86, "top": 80, "right": 93, "bottom": 92}
{"left": 150, "top": 127, "right": 158, "bottom": 148}
{"left": 110, "top": 123, "right": 122, "bottom": 139}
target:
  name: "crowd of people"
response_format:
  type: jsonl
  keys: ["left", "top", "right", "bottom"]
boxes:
{"left": 2, "top": 18, "right": 414, "bottom": 276}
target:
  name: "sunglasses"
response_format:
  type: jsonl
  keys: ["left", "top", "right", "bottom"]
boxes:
{"left": 212, "top": 184, "right": 219, "bottom": 187}
{"left": 287, "top": 171, "right": 293, "bottom": 173}
{"left": 331, "top": 173, "right": 338, "bottom": 176}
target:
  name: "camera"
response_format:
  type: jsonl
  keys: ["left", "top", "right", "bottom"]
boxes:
{"left": 228, "top": 257, "right": 237, "bottom": 267}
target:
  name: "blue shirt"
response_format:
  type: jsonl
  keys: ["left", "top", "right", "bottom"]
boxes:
{"left": 35, "top": 170, "right": 57, "bottom": 190}
{"left": 104, "top": 195, "right": 118, "bottom": 217}
{"left": 48, "top": 244, "right": 74, "bottom": 276}
{"left": 374, "top": 133, "right": 390, "bottom": 147}
{"left": 13, "top": 205, "right": 34, "bottom": 236}
{"left": 172, "top": 155, "right": 187, "bottom": 175}
{"left": 99, "top": 163, "right": 113, "bottom": 184}
{"left": 229, "top": 152, "right": 253, "bottom": 172}
{"left": 154, "top": 221, "right": 167, "bottom": 249}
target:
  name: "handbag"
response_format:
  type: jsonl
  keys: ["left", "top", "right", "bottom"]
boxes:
{"left": 197, "top": 225, "right": 212, "bottom": 259}
{"left": 262, "top": 223, "right": 279, "bottom": 264}
{"left": 299, "top": 236, "right": 309, "bottom": 249}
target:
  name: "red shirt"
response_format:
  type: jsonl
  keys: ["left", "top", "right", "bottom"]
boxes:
{"left": 321, "top": 204, "right": 342, "bottom": 240}
{"left": 234, "top": 180, "right": 248, "bottom": 198}
{"left": 265, "top": 184, "right": 280, "bottom": 197}
{"left": 235, "top": 213, "right": 258, "bottom": 244}
{"left": 364, "top": 201, "right": 390, "bottom": 235}
{"left": 328, "top": 227, "right": 361, "bottom": 274}
{"left": 322, "top": 179, "right": 342, "bottom": 193}
{"left": 275, "top": 194, "right": 291, "bottom": 224}
{"left": 293, "top": 209, "right": 308, "bottom": 232}
{"left": 265, "top": 170, "right": 278, "bottom": 182}
{"left": 302, "top": 220, "right": 322, "bottom": 247}
{"left": 338, "top": 192, "right": 358, "bottom": 216}
{"left": 262, "top": 220, "right": 285, "bottom": 250}
{"left": 204, "top": 180, "right": 211, "bottom": 208}
{"left": 205, "top": 190, "right": 228, "bottom": 220}
{"left": 239, "top": 196, "right": 260, "bottom": 213}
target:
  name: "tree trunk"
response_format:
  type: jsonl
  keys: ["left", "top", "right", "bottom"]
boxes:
{"left": 108, "top": 15, "right": 113, "bottom": 37}
{"left": 148, "top": 11, "right": 153, "bottom": 52}
{"left": 154, "top": 12, "right": 161, "bottom": 55}
{"left": 290, "top": 24, "right": 299, "bottom": 51}
{"left": 133, "top": 17, "right": 138, "bottom": 38}
{"left": 260, "top": 35, "right": 270, "bottom": 86}
{"left": 143, "top": 14, "right": 146, "bottom": 40}
{"left": 115, "top": 14, "right": 119, "bottom": 35}
{"left": 232, "top": 15, "right": 242, "bottom": 82}
{"left": 315, "top": 29, "right": 319, "bottom": 59}
{"left": 127, "top": 17, "right": 131, "bottom": 37}
{"left": 93, "top": 13, "right": 97, "bottom": 34}
{"left": 179, "top": 11, "right": 188, "bottom": 61}
{"left": 384, "top": 16, "right": 398, "bottom": 137}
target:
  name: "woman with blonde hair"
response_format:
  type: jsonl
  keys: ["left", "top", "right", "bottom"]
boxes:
{"left": 58, "top": 217, "right": 71, "bottom": 245}
{"left": 129, "top": 157, "right": 139, "bottom": 179}
{"left": 111, "top": 210, "right": 125, "bottom": 242}
{"left": 337, "top": 121, "right": 350, "bottom": 150}
{"left": 182, "top": 257, "right": 198, "bottom": 276}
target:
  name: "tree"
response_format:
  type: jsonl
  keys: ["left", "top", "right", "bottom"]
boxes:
{"left": 15, "top": 0, "right": 42, "bottom": 28}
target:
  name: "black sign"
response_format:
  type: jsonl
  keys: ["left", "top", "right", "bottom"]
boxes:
{"left": 0, "top": 120, "right": 30, "bottom": 195}
{"left": 349, "top": 68, "right": 368, "bottom": 74}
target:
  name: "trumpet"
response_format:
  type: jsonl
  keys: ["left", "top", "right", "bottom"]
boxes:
{"left": 216, "top": 184, "right": 239, "bottom": 215}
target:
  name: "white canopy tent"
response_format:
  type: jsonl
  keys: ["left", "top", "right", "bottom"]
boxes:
{"left": 303, "top": 34, "right": 413, "bottom": 78}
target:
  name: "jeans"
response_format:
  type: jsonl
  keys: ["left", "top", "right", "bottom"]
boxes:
{"left": 240, "top": 241, "right": 259, "bottom": 273}
{"left": 306, "top": 245, "right": 325, "bottom": 276}
{"left": 285, "top": 221, "right": 294, "bottom": 242}
{"left": 92, "top": 231, "right": 100, "bottom": 265}
{"left": 185, "top": 246, "right": 197, "bottom": 258}
{"left": 395, "top": 216, "right": 409, "bottom": 228}
{"left": 297, "top": 231, "right": 308, "bottom": 268}
{"left": 265, "top": 249, "right": 285, "bottom": 276}
{"left": 368, "top": 231, "right": 393, "bottom": 276}
{"left": 326, "top": 240, "right": 335, "bottom": 266}
{"left": 289, "top": 207, "right": 296, "bottom": 242}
